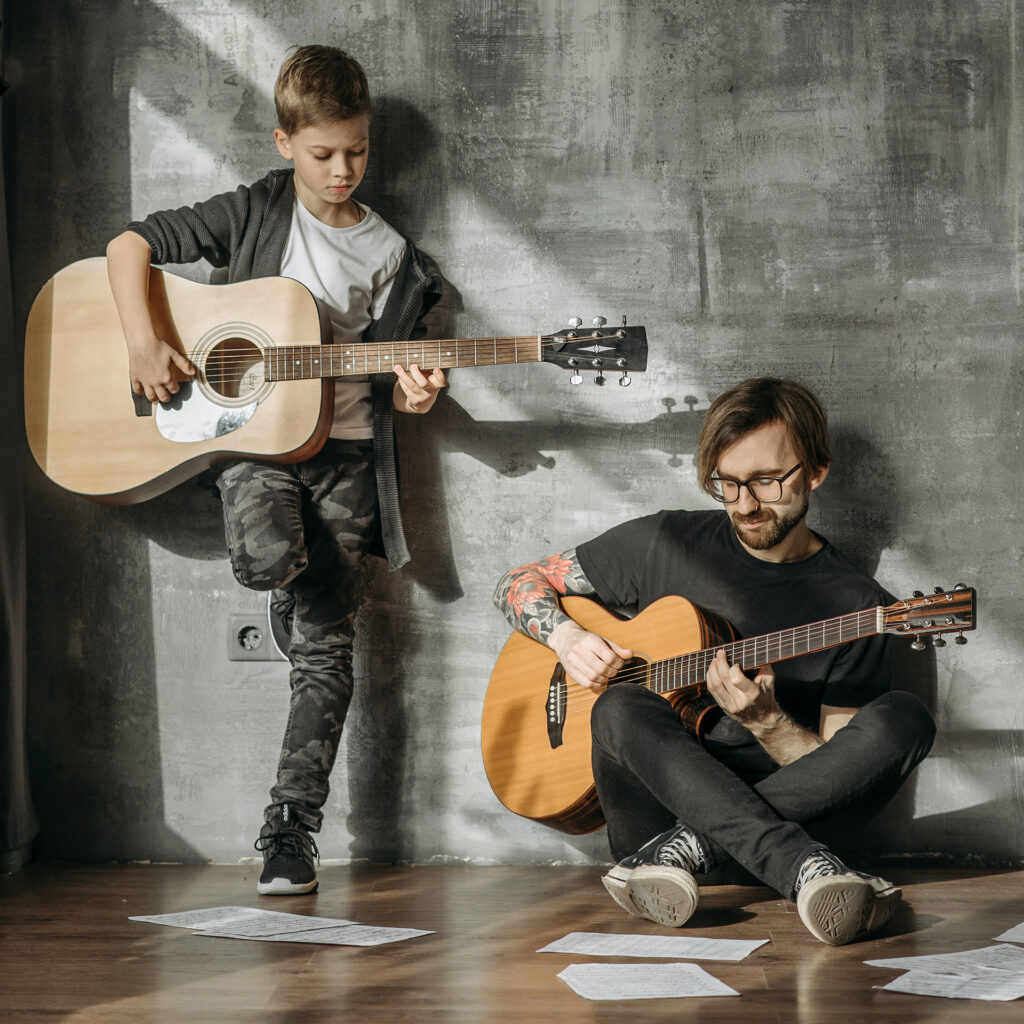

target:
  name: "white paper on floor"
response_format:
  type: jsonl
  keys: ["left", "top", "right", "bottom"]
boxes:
{"left": 199, "top": 924, "right": 433, "bottom": 946}
{"left": 539, "top": 932, "right": 767, "bottom": 961}
{"left": 557, "top": 962, "right": 739, "bottom": 1000}
{"left": 878, "top": 970, "right": 1024, "bottom": 1002}
{"left": 129, "top": 906, "right": 430, "bottom": 946}
{"left": 865, "top": 944, "right": 1024, "bottom": 977}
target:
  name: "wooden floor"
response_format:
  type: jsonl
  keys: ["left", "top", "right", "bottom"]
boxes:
{"left": 2, "top": 864, "right": 1023, "bottom": 1022}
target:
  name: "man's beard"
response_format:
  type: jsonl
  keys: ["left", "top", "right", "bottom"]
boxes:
{"left": 730, "top": 489, "right": 810, "bottom": 550}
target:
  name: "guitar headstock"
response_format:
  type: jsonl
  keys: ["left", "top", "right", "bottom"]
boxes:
{"left": 882, "top": 584, "right": 977, "bottom": 650}
{"left": 542, "top": 316, "right": 648, "bottom": 387}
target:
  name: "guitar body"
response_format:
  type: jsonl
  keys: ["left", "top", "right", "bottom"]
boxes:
{"left": 483, "top": 584, "right": 977, "bottom": 836}
{"left": 24, "top": 258, "right": 332, "bottom": 504}
{"left": 481, "top": 595, "right": 734, "bottom": 835}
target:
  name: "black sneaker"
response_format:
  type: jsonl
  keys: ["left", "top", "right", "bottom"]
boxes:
{"left": 254, "top": 805, "right": 319, "bottom": 895}
{"left": 601, "top": 824, "right": 708, "bottom": 927}
{"left": 795, "top": 850, "right": 901, "bottom": 946}
{"left": 268, "top": 589, "right": 294, "bottom": 660}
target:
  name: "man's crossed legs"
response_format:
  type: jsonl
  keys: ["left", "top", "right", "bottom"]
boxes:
{"left": 591, "top": 686, "right": 935, "bottom": 944}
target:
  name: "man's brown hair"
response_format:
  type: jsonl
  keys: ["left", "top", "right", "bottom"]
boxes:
{"left": 274, "top": 45, "right": 371, "bottom": 135}
{"left": 696, "top": 378, "right": 831, "bottom": 493}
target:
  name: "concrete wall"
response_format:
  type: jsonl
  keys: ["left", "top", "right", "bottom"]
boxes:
{"left": 6, "top": 0, "right": 1022, "bottom": 866}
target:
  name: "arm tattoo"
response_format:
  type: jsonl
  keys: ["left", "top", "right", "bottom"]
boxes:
{"left": 493, "top": 548, "right": 596, "bottom": 646}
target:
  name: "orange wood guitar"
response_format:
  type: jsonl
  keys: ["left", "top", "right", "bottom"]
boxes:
{"left": 23, "top": 258, "right": 648, "bottom": 504}
{"left": 481, "top": 587, "right": 976, "bottom": 835}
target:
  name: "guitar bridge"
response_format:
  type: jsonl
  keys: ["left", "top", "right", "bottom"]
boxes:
{"left": 545, "top": 663, "right": 567, "bottom": 749}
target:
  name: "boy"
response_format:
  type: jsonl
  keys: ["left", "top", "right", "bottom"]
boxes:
{"left": 106, "top": 46, "right": 445, "bottom": 894}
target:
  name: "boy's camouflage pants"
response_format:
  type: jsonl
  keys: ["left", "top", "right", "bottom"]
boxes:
{"left": 216, "top": 439, "right": 378, "bottom": 833}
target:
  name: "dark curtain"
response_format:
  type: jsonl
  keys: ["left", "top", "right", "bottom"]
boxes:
{"left": 0, "top": 15, "right": 38, "bottom": 873}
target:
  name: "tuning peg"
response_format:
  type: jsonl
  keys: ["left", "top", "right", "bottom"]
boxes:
{"left": 912, "top": 590, "right": 924, "bottom": 598}
{"left": 954, "top": 582, "right": 968, "bottom": 591}
{"left": 933, "top": 636, "right": 947, "bottom": 648}
{"left": 933, "top": 586, "right": 945, "bottom": 594}
{"left": 568, "top": 317, "right": 583, "bottom": 328}
{"left": 954, "top": 634, "right": 968, "bottom": 646}
{"left": 911, "top": 639, "right": 926, "bottom": 651}
{"left": 570, "top": 371, "right": 583, "bottom": 386}
{"left": 592, "top": 316, "right": 607, "bottom": 327}
{"left": 594, "top": 373, "right": 606, "bottom": 386}
{"left": 618, "top": 372, "right": 631, "bottom": 387}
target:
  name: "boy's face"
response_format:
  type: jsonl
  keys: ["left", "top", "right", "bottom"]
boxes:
{"left": 274, "top": 114, "right": 370, "bottom": 222}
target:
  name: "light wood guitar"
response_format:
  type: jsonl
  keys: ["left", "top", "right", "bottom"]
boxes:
{"left": 481, "top": 587, "right": 976, "bottom": 835}
{"left": 24, "top": 258, "right": 648, "bottom": 504}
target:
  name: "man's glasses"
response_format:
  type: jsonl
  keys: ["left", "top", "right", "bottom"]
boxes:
{"left": 709, "top": 463, "right": 803, "bottom": 504}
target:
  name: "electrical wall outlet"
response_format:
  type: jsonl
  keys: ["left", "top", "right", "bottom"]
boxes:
{"left": 227, "top": 610, "right": 286, "bottom": 661}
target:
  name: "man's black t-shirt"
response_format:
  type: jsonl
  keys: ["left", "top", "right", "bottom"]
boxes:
{"left": 576, "top": 509, "right": 891, "bottom": 729}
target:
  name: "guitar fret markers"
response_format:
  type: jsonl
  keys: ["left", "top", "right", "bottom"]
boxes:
{"left": 265, "top": 336, "right": 542, "bottom": 380}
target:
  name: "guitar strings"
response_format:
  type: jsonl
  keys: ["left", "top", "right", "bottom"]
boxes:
{"left": 547, "top": 612, "right": 883, "bottom": 715}
{"left": 183, "top": 337, "right": 569, "bottom": 362}
{"left": 180, "top": 336, "right": 600, "bottom": 378}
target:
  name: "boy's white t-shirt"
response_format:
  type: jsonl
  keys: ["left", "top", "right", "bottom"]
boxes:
{"left": 279, "top": 197, "right": 406, "bottom": 439}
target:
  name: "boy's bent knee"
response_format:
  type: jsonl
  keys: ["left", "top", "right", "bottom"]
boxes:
{"left": 229, "top": 552, "right": 307, "bottom": 591}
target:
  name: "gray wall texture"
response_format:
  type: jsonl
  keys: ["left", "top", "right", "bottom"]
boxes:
{"left": 6, "top": 0, "right": 1022, "bottom": 867}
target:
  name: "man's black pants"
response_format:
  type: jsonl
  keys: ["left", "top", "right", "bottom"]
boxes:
{"left": 591, "top": 686, "right": 936, "bottom": 899}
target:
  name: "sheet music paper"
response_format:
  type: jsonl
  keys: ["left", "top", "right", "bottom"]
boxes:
{"left": 200, "top": 923, "right": 433, "bottom": 946}
{"left": 538, "top": 932, "right": 768, "bottom": 961}
{"left": 865, "top": 944, "right": 1024, "bottom": 976}
{"left": 995, "top": 922, "right": 1024, "bottom": 944}
{"left": 878, "top": 970, "right": 1024, "bottom": 1001}
{"left": 557, "top": 963, "right": 739, "bottom": 1000}
{"left": 181, "top": 910, "right": 357, "bottom": 937}
{"left": 129, "top": 906, "right": 270, "bottom": 930}
{"left": 130, "top": 906, "right": 429, "bottom": 946}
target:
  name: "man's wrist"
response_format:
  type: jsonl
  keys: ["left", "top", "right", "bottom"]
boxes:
{"left": 743, "top": 707, "right": 789, "bottom": 738}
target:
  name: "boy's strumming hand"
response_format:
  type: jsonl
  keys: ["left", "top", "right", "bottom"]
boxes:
{"left": 393, "top": 363, "right": 447, "bottom": 414}
{"left": 128, "top": 334, "right": 196, "bottom": 404}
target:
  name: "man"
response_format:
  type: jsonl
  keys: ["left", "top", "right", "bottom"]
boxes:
{"left": 493, "top": 377, "right": 935, "bottom": 946}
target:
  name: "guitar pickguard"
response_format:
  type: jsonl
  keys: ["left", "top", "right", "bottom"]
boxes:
{"left": 155, "top": 384, "right": 258, "bottom": 442}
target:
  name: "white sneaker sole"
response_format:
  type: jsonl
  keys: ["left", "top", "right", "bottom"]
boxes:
{"left": 602, "top": 864, "right": 699, "bottom": 927}
{"left": 257, "top": 877, "right": 318, "bottom": 895}
{"left": 797, "top": 873, "right": 901, "bottom": 945}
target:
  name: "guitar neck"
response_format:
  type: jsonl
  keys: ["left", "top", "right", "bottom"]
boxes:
{"left": 646, "top": 607, "right": 882, "bottom": 697}
{"left": 263, "top": 336, "right": 544, "bottom": 380}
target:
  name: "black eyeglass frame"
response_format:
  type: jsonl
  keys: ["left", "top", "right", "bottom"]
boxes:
{"left": 708, "top": 463, "right": 803, "bottom": 504}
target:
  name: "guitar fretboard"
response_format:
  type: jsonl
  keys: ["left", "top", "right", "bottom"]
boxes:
{"left": 264, "top": 336, "right": 544, "bottom": 380}
{"left": 645, "top": 608, "right": 881, "bottom": 696}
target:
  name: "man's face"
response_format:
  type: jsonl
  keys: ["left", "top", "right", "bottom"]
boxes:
{"left": 715, "top": 421, "right": 827, "bottom": 554}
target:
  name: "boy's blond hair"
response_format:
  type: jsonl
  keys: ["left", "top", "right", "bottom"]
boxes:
{"left": 274, "top": 45, "right": 371, "bottom": 135}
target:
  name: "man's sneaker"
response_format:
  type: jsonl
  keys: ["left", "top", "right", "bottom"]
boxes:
{"left": 268, "top": 589, "right": 294, "bottom": 660}
{"left": 601, "top": 824, "right": 708, "bottom": 927}
{"left": 254, "top": 805, "right": 319, "bottom": 895}
{"left": 795, "top": 850, "right": 901, "bottom": 946}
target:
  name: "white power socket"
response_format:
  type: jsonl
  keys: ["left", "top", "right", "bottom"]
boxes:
{"left": 227, "top": 611, "right": 286, "bottom": 661}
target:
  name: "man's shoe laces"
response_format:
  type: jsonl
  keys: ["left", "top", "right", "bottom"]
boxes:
{"left": 657, "top": 830, "right": 707, "bottom": 875}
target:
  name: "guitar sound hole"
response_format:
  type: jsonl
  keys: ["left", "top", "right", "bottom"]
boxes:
{"left": 203, "top": 338, "right": 265, "bottom": 399}
{"left": 613, "top": 657, "right": 648, "bottom": 686}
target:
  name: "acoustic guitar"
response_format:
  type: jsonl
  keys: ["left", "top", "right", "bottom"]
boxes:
{"left": 481, "top": 586, "right": 976, "bottom": 835}
{"left": 23, "top": 258, "right": 648, "bottom": 504}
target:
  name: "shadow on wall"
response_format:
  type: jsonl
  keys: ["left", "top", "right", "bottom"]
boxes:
{"left": 8, "top": 0, "right": 215, "bottom": 863}
{"left": 11, "top": 0, "right": 1005, "bottom": 869}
